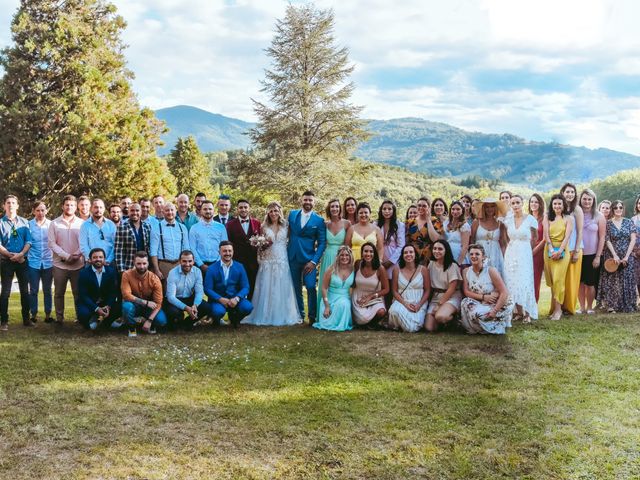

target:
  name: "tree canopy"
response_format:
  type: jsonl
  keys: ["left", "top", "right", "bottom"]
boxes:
{"left": 0, "top": 0, "right": 176, "bottom": 209}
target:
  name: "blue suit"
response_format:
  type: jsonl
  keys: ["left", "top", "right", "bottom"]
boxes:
{"left": 287, "top": 209, "right": 327, "bottom": 322}
{"left": 204, "top": 260, "right": 253, "bottom": 326}
{"left": 77, "top": 265, "right": 120, "bottom": 329}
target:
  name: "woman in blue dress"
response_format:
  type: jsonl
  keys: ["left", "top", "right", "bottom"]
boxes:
{"left": 314, "top": 246, "right": 355, "bottom": 331}
{"left": 316, "top": 199, "right": 349, "bottom": 316}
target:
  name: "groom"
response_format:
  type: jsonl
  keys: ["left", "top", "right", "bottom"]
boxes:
{"left": 288, "top": 191, "right": 326, "bottom": 325}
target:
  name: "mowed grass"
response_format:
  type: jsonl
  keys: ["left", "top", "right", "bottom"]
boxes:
{"left": 1, "top": 290, "right": 639, "bottom": 479}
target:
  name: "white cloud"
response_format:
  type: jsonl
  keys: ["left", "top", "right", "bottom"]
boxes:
{"left": 0, "top": 0, "right": 638, "bottom": 155}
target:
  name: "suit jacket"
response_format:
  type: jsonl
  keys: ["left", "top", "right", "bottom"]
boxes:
{"left": 114, "top": 220, "right": 151, "bottom": 273}
{"left": 204, "top": 260, "right": 250, "bottom": 302}
{"left": 226, "top": 217, "right": 261, "bottom": 272}
{"left": 77, "top": 265, "right": 118, "bottom": 312}
{"left": 213, "top": 214, "right": 235, "bottom": 226}
{"left": 287, "top": 209, "right": 326, "bottom": 264}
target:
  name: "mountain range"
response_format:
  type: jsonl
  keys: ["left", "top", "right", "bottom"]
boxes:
{"left": 155, "top": 105, "right": 640, "bottom": 189}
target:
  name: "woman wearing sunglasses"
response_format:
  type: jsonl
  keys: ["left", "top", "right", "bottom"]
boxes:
{"left": 596, "top": 200, "right": 637, "bottom": 313}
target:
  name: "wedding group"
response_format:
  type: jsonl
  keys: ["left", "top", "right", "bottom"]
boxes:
{"left": 1, "top": 183, "right": 638, "bottom": 336}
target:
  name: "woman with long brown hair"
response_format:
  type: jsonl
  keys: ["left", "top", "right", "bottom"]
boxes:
{"left": 578, "top": 189, "right": 606, "bottom": 314}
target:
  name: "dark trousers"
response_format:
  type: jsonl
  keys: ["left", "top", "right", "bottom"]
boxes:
{"left": 165, "top": 296, "right": 212, "bottom": 329}
{"left": 289, "top": 260, "right": 317, "bottom": 322}
{"left": 77, "top": 302, "right": 122, "bottom": 330}
{"left": 0, "top": 260, "right": 30, "bottom": 324}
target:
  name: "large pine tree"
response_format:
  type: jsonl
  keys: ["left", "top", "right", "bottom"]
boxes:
{"left": 239, "top": 4, "right": 370, "bottom": 205}
{"left": 0, "top": 0, "right": 176, "bottom": 208}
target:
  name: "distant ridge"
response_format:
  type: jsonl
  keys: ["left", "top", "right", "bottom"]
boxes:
{"left": 155, "top": 105, "right": 252, "bottom": 154}
{"left": 155, "top": 106, "right": 640, "bottom": 189}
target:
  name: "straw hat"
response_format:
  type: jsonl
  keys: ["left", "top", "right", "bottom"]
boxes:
{"left": 604, "top": 258, "right": 619, "bottom": 273}
{"left": 472, "top": 197, "right": 509, "bottom": 219}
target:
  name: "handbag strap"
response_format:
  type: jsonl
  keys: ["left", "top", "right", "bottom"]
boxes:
{"left": 399, "top": 267, "right": 419, "bottom": 296}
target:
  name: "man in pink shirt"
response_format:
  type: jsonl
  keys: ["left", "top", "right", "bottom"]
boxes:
{"left": 47, "top": 195, "right": 85, "bottom": 325}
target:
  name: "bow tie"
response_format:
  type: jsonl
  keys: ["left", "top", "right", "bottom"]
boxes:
{"left": 241, "top": 219, "right": 249, "bottom": 224}
{"left": 166, "top": 223, "right": 176, "bottom": 227}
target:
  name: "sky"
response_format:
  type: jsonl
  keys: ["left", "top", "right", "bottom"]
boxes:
{"left": 0, "top": 0, "right": 639, "bottom": 155}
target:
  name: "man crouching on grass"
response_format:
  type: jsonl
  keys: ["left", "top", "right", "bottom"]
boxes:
{"left": 77, "top": 248, "right": 120, "bottom": 331}
{"left": 120, "top": 251, "right": 167, "bottom": 337}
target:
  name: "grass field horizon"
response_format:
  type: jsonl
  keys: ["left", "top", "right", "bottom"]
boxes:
{"left": 1, "top": 290, "right": 639, "bottom": 479}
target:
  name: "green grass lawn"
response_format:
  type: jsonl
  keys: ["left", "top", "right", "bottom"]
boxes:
{"left": 1, "top": 290, "right": 639, "bottom": 479}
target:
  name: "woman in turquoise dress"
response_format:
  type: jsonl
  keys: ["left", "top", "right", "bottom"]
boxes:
{"left": 314, "top": 246, "right": 355, "bottom": 331}
{"left": 317, "top": 199, "right": 349, "bottom": 315}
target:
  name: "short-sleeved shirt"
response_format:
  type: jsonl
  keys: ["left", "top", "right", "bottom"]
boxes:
{"left": 0, "top": 215, "right": 32, "bottom": 255}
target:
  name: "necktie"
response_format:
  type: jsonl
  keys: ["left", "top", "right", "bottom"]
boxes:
{"left": 240, "top": 219, "right": 249, "bottom": 224}
{"left": 221, "top": 218, "right": 227, "bottom": 225}
{"left": 166, "top": 224, "right": 175, "bottom": 228}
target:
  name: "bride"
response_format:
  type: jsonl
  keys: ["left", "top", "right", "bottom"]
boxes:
{"left": 242, "top": 201, "right": 302, "bottom": 326}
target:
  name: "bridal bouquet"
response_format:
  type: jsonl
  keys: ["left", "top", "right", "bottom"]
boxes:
{"left": 249, "top": 234, "right": 272, "bottom": 251}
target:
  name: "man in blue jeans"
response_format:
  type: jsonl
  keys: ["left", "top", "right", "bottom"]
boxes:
{"left": 120, "top": 251, "right": 167, "bottom": 337}
{"left": 0, "top": 195, "right": 33, "bottom": 330}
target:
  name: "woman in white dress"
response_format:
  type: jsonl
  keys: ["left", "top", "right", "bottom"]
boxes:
{"left": 387, "top": 245, "right": 430, "bottom": 332}
{"left": 470, "top": 198, "right": 508, "bottom": 276}
{"left": 242, "top": 202, "right": 301, "bottom": 326}
{"left": 460, "top": 244, "right": 514, "bottom": 334}
{"left": 503, "top": 194, "right": 539, "bottom": 323}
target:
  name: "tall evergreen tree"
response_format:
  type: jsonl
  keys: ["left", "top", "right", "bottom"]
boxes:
{"left": 241, "top": 4, "right": 370, "bottom": 205}
{"left": 168, "top": 136, "right": 216, "bottom": 199}
{"left": 0, "top": 0, "right": 176, "bottom": 208}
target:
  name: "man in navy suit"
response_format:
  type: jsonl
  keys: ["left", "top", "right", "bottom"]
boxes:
{"left": 204, "top": 241, "right": 253, "bottom": 328}
{"left": 77, "top": 248, "right": 120, "bottom": 330}
{"left": 287, "top": 191, "right": 326, "bottom": 325}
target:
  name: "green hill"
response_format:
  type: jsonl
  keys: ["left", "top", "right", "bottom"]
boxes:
{"left": 155, "top": 106, "right": 640, "bottom": 190}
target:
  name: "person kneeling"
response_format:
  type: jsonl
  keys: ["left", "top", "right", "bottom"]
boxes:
{"left": 204, "top": 241, "right": 253, "bottom": 328}
{"left": 314, "top": 246, "right": 355, "bottom": 332}
{"left": 351, "top": 243, "right": 389, "bottom": 329}
{"left": 425, "top": 240, "right": 462, "bottom": 332}
{"left": 77, "top": 248, "right": 120, "bottom": 330}
{"left": 387, "top": 245, "right": 430, "bottom": 332}
{"left": 165, "top": 250, "right": 212, "bottom": 330}
{"left": 460, "top": 244, "right": 513, "bottom": 334}
{"left": 121, "top": 251, "right": 167, "bottom": 336}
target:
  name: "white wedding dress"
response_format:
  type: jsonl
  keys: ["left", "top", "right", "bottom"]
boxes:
{"left": 242, "top": 224, "right": 302, "bottom": 326}
{"left": 503, "top": 214, "right": 539, "bottom": 321}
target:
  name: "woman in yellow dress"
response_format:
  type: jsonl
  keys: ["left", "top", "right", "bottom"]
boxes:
{"left": 345, "top": 202, "right": 384, "bottom": 262}
{"left": 560, "top": 183, "right": 584, "bottom": 314}
{"left": 543, "top": 194, "right": 574, "bottom": 320}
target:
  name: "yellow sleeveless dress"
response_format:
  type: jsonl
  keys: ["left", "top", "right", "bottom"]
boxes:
{"left": 544, "top": 217, "right": 571, "bottom": 309}
{"left": 351, "top": 230, "right": 377, "bottom": 261}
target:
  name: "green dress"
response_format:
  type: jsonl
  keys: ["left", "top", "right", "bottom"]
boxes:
{"left": 316, "top": 227, "right": 346, "bottom": 316}
{"left": 314, "top": 271, "right": 355, "bottom": 331}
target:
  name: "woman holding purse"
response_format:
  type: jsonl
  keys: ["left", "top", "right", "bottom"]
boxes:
{"left": 543, "top": 194, "right": 574, "bottom": 320}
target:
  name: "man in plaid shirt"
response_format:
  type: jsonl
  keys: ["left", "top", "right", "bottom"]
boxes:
{"left": 114, "top": 203, "right": 151, "bottom": 275}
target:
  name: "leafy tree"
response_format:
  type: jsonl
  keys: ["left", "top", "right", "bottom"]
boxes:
{"left": 168, "top": 136, "right": 216, "bottom": 199}
{"left": 0, "top": 0, "right": 176, "bottom": 209}
{"left": 239, "top": 4, "right": 370, "bottom": 204}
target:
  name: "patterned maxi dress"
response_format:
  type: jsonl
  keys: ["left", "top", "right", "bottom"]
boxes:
{"left": 597, "top": 218, "right": 638, "bottom": 312}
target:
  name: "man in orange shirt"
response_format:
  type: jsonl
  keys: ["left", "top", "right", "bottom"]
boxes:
{"left": 120, "top": 250, "right": 166, "bottom": 337}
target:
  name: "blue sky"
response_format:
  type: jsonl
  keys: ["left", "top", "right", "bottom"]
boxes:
{"left": 1, "top": 0, "right": 639, "bottom": 155}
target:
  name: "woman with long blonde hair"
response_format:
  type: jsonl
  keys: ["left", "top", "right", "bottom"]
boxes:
{"left": 242, "top": 201, "right": 301, "bottom": 326}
